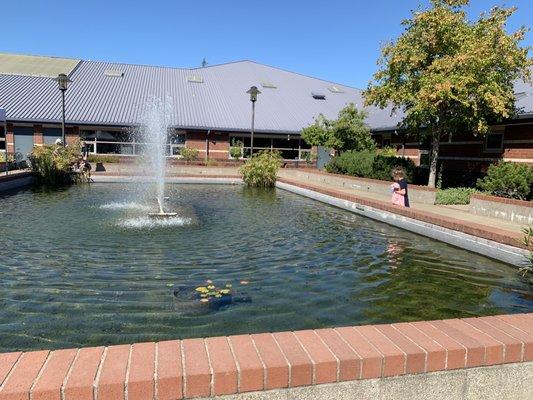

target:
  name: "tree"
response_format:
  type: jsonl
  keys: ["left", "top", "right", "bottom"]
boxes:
{"left": 301, "top": 103, "right": 375, "bottom": 153}
{"left": 364, "top": 0, "right": 532, "bottom": 187}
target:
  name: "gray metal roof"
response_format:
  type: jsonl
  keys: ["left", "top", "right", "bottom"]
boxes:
{"left": 0, "top": 55, "right": 531, "bottom": 133}
{"left": 0, "top": 57, "right": 401, "bottom": 133}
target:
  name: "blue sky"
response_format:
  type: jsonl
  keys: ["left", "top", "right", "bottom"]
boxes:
{"left": 3, "top": 0, "right": 532, "bottom": 88}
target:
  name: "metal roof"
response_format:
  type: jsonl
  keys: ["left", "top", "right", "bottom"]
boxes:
{"left": 0, "top": 54, "right": 531, "bottom": 133}
{"left": 0, "top": 53, "right": 80, "bottom": 78}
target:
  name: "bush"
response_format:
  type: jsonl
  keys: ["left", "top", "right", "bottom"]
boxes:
{"left": 87, "top": 154, "right": 121, "bottom": 163}
{"left": 229, "top": 146, "right": 242, "bottom": 160}
{"left": 476, "top": 162, "right": 533, "bottom": 200}
{"left": 180, "top": 147, "right": 199, "bottom": 162}
{"left": 28, "top": 142, "right": 82, "bottom": 186}
{"left": 325, "top": 150, "right": 375, "bottom": 177}
{"left": 239, "top": 150, "right": 282, "bottom": 187}
{"left": 370, "top": 155, "right": 416, "bottom": 181}
{"left": 230, "top": 139, "right": 243, "bottom": 160}
{"left": 436, "top": 187, "right": 478, "bottom": 205}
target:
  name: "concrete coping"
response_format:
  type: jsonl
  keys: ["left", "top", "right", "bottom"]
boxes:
{"left": 471, "top": 193, "right": 533, "bottom": 208}
{"left": 0, "top": 313, "right": 531, "bottom": 399}
{"left": 302, "top": 169, "right": 437, "bottom": 192}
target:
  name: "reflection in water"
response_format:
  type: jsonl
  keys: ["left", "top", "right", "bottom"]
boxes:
{"left": 0, "top": 183, "right": 531, "bottom": 352}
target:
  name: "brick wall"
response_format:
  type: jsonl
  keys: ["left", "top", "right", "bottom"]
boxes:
{"left": 34, "top": 124, "right": 43, "bottom": 146}
{"left": 186, "top": 131, "right": 230, "bottom": 160}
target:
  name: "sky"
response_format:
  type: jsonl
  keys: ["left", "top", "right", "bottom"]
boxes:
{"left": 2, "top": 0, "right": 532, "bottom": 89}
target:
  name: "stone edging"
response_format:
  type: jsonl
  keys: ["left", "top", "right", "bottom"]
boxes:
{"left": 471, "top": 193, "right": 533, "bottom": 208}
{"left": 0, "top": 313, "right": 531, "bottom": 400}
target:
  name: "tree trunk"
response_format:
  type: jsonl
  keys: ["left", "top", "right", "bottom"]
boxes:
{"left": 427, "top": 136, "right": 440, "bottom": 188}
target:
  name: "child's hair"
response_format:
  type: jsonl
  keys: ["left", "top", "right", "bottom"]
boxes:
{"left": 392, "top": 167, "right": 405, "bottom": 179}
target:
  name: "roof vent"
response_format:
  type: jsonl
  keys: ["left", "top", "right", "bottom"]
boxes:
{"left": 261, "top": 81, "right": 277, "bottom": 89}
{"left": 312, "top": 92, "right": 326, "bottom": 100}
{"left": 328, "top": 85, "right": 344, "bottom": 93}
{"left": 187, "top": 75, "right": 204, "bottom": 83}
{"left": 104, "top": 69, "right": 124, "bottom": 78}
{"left": 514, "top": 91, "right": 528, "bottom": 100}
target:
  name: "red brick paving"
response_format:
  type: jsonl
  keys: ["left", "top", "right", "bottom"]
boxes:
{"left": 0, "top": 314, "right": 531, "bottom": 399}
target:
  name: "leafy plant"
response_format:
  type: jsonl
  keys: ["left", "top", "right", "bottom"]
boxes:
{"left": 180, "top": 147, "right": 199, "bottom": 162}
{"left": 378, "top": 146, "right": 398, "bottom": 157}
{"left": 239, "top": 150, "right": 282, "bottom": 187}
{"left": 519, "top": 226, "right": 533, "bottom": 277}
{"left": 28, "top": 141, "right": 83, "bottom": 186}
{"left": 301, "top": 103, "right": 375, "bottom": 153}
{"left": 325, "top": 150, "right": 375, "bottom": 177}
{"left": 0, "top": 152, "right": 14, "bottom": 163}
{"left": 195, "top": 281, "right": 233, "bottom": 303}
{"left": 436, "top": 187, "right": 478, "bottom": 205}
{"left": 370, "top": 155, "right": 416, "bottom": 181}
{"left": 87, "top": 154, "right": 121, "bottom": 163}
{"left": 302, "top": 151, "right": 317, "bottom": 165}
{"left": 476, "top": 162, "right": 533, "bottom": 200}
{"left": 364, "top": 0, "right": 532, "bottom": 187}
{"left": 229, "top": 139, "right": 243, "bottom": 160}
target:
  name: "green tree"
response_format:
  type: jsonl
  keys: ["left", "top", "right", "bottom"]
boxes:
{"left": 364, "top": 0, "right": 532, "bottom": 187}
{"left": 301, "top": 103, "right": 375, "bottom": 153}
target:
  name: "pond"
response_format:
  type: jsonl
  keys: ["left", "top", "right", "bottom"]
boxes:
{"left": 0, "top": 183, "right": 531, "bottom": 352}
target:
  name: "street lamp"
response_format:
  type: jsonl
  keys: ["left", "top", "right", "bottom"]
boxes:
{"left": 55, "top": 73, "right": 71, "bottom": 147}
{"left": 246, "top": 86, "right": 261, "bottom": 157}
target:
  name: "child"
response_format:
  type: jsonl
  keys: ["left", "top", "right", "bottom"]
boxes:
{"left": 390, "top": 167, "right": 410, "bottom": 207}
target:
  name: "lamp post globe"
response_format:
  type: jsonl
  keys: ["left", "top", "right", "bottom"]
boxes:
{"left": 246, "top": 86, "right": 261, "bottom": 157}
{"left": 55, "top": 73, "right": 72, "bottom": 147}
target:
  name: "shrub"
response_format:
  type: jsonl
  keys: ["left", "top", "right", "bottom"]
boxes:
{"left": 325, "top": 150, "right": 375, "bottom": 177}
{"left": 87, "top": 154, "right": 121, "bottom": 163}
{"left": 476, "top": 162, "right": 533, "bottom": 200}
{"left": 239, "top": 150, "right": 282, "bottom": 187}
{"left": 180, "top": 147, "right": 199, "bottom": 162}
{"left": 229, "top": 139, "right": 243, "bottom": 160}
{"left": 229, "top": 146, "right": 243, "bottom": 160}
{"left": 519, "top": 226, "right": 533, "bottom": 277}
{"left": 378, "top": 146, "right": 398, "bottom": 157}
{"left": 436, "top": 187, "right": 478, "bottom": 205}
{"left": 370, "top": 155, "right": 416, "bottom": 181}
{"left": 28, "top": 142, "right": 82, "bottom": 186}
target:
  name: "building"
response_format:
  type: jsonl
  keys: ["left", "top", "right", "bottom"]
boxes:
{"left": 0, "top": 53, "right": 397, "bottom": 163}
{"left": 0, "top": 52, "right": 532, "bottom": 178}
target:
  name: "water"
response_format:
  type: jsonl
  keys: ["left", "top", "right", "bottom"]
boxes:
{"left": 137, "top": 96, "right": 173, "bottom": 214}
{"left": 0, "top": 184, "right": 531, "bottom": 352}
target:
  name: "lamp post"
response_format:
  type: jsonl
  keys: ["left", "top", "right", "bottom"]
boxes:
{"left": 246, "top": 86, "right": 261, "bottom": 157}
{"left": 55, "top": 73, "right": 71, "bottom": 147}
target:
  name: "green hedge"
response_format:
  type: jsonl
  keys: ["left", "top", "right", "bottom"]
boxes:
{"left": 239, "top": 150, "right": 282, "bottom": 187}
{"left": 87, "top": 154, "right": 121, "bottom": 163}
{"left": 325, "top": 151, "right": 418, "bottom": 182}
{"left": 476, "top": 161, "right": 533, "bottom": 201}
{"left": 436, "top": 187, "right": 478, "bottom": 205}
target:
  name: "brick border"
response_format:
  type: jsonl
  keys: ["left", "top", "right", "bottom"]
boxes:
{"left": 278, "top": 177, "right": 525, "bottom": 249}
{"left": 0, "top": 314, "right": 531, "bottom": 400}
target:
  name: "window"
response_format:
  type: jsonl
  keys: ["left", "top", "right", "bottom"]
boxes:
{"left": 484, "top": 129, "right": 504, "bottom": 152}
{"left": 328, "top": 86, "right": 344, "bottom": 93}
{"left": 104, "top": 70, "right": 124, "bottom": 78}
{"left": 187, "top": 75, "right": 204, "bottom": 83}
{"left": 261, "top": 82, "right": 277, "bottom": 89}
{"left": 382, "top": 138, "right": 391, "bottom": 147}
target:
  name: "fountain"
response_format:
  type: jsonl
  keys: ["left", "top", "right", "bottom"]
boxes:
{"left": 140, "top": 96, "right": 178, "bottom": 218}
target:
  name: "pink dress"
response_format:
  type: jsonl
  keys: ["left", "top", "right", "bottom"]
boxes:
{"left": 391, "top": 182, "right": 404, "bottom": 206}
